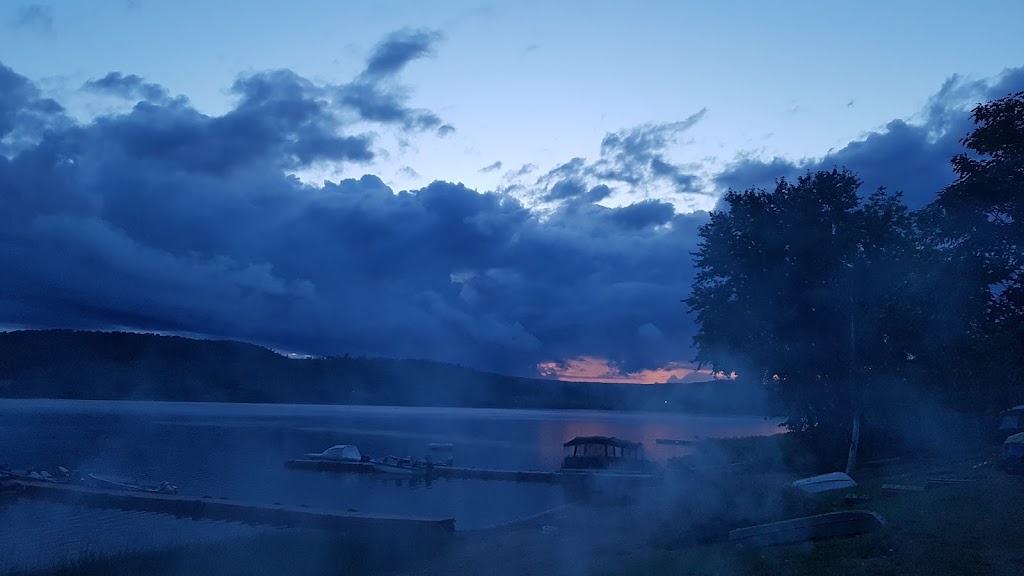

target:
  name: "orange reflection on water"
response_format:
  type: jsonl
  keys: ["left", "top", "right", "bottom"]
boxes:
{"left": 531, "top": 414, "right": 785, "bottom": 469}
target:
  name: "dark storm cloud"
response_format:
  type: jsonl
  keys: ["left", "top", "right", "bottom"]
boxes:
{"left": 83, "top": 72, "right": 170, "bottom": 102}
{"left": 12, "top": 3, "right": 53, "bottom": 31}
{"left": 479, "top": 160, "right": 502, "bottom": 173}
{"left": 0, "top": 62, "right": 66, "bottom": 154}
{"left": 0, "top": 59, "right": 708, "bottom": 376}
{"left": 715, "top": 68, "right": 1024, "bottom": 209}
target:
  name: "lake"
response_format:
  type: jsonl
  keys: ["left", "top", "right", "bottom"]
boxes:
{"left": 0, "top": 399, "right": 781, "bottom": 573}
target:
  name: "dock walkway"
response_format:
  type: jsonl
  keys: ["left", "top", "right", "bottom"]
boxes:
{"left": 7, "top": 479, "right": 455, "bottom": 536}
{"left": 283, "top": 459, "right": 661, "bottom": 485}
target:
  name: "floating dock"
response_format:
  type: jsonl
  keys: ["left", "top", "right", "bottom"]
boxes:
{"left": 6, "top": 479, "right": 455, "bottom": 537}
{"left": 283, "top": 459, "right": 661, "bottom": 485}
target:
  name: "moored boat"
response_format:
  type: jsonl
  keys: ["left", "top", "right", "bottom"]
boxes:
{"left": 305, "top": 444, "right": 364, "bottom": 462}
{"left": 0, "top": 466, "right": 77, "bottom": 484}
{"left": 371, "top": 456, "right": 431, "bottom": 476}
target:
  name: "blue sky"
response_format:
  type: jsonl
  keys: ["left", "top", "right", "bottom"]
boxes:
{"left": 2, "top": 1, "right": 1023, "bottom": 380}
{"left": 6, "top": 0, "right": 1023, "bottom": 211}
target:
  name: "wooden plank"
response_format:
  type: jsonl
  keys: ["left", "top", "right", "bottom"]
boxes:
{"left": 13, "top": 480, "right": 455, "bottom": 535}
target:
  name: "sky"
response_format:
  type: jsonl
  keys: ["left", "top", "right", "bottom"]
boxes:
{"left": 1, "top": 0, "right": 1023, "bottom": 382}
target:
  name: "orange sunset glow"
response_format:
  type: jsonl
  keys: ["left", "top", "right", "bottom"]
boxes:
{"left": 537, "top": 356, "right": 736, "bottom": 384}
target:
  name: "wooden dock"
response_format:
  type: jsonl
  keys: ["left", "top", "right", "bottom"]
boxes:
{"left": 283, "top": 459, "right": 661, "bottom": 485}
{"left": 8, "top": 480, "right": 455, "bottom": 537}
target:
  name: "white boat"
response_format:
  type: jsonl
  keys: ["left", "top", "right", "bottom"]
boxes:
{"left": 305, "top": 444, "right": 363, "bottom": 462}
{"left": 425, "top": 443, "right": 454, "bottom": 466}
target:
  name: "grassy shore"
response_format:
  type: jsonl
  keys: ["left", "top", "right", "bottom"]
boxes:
{"left": 24, "top": 434, "right": 1024, "bottom": 576}
{"left": 615, "top": 443, "right": 1023, "bottom": 576}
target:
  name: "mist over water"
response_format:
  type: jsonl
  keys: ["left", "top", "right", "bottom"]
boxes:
{"left": 0, "top": 399, "right": 780, "bottom": 573}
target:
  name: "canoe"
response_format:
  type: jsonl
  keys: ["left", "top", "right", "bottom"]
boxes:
{"left": 729, "top": 510, "right": 884, "bottom": 547}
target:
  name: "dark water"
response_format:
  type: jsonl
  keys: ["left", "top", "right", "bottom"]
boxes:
{"left": 0, "top": 400, "right": 781, "bottom": 573}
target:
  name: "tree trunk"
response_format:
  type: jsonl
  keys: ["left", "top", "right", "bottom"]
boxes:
{"left": 845, "top": 411, "right": 861, "bottom": 475}
{"left": 845, "top": 277, "right": 859, "bottom": 476}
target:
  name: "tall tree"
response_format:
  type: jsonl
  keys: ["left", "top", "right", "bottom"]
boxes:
{"left": 922, "top": 91, "right": 1024, "bottom": 412}
{"left": 686, "top": 169, "right": 920, "bottom": 468}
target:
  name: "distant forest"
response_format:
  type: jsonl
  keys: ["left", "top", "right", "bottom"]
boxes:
{"left": 0, "top": 330, "right": 764, "bottom": 414}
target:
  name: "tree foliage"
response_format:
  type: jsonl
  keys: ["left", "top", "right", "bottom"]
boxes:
{"left": 923, "top": 91, "right": 1024, "bottom": 411}
{"left": 686, "top": 169, "right": 923, "bottom": 432}
{"left": 687, "top": 91, "right": 1024, "bottom": 432}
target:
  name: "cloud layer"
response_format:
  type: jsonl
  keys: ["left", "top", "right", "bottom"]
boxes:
{"left": 2, "top": 37, "right": 1021, "bottom": 377}
{"left": 0, "top": 52, "right": 708, "bottom": 376}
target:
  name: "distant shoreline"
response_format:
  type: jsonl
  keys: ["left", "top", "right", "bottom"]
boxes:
{"left": 0, "top": 329, "right": 768, "bottom": 416}
{"left": 0, "top": 397, "right": 769, "bottom": 420}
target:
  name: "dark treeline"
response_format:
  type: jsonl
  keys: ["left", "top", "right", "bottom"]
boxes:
{"left": 687, "top": 92, "right": 1024, "bottom": 459}
{"left": 0, "top": 329, "right": 763, "bottom": 414}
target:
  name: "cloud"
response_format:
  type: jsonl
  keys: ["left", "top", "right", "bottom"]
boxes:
{"left": 0, "top": 62, "right": 66, "bottom": 154}
{"left": 333, "top": 28, "right": 450, "bottom": 135}
{"left": 337, "top": 28, "right": 450, "bottom": 136}
{"left": 592, "top": 109, "right": 707, "bottom": 190}
{"left": 505, "top": 163, "right": 536, "bottom": 179}
{"left": 479, "top": 160, "right": 502, "bottom": 173}
{"left": 399, "top": 165, "right": 420, "bottom": 179}
{"left": 12, "top": 3, "right": 53, "bottom": 32}
{"left": 4, "top": 52, "right": 1018, "bottom": 378}
{"left": 83, "top": 72, "right": 170, "bottom": 102}
{"left": 715, "top": 68, "right": 1024, "bottom": 209}
{"left": 525, "top": 110, "right": 714, "bottom": 208}
{"left": 362, "top": 29, "right": 443, "bottom": 77}
{"left": 0, "top": 59, "right": 709, "bottom": 377}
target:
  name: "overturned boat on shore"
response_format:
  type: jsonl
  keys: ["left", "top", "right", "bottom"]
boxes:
{"left": 730, "top": 510, "right": 885, "bottom": 547}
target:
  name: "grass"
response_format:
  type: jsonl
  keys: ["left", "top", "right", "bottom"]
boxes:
{"left": 611, "top": 438, "right": 1024, "bottom": 576}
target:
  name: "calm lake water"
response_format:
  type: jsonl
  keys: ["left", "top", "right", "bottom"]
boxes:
{"left": 0, "top": 400, "right": 781, "bottom": 574}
